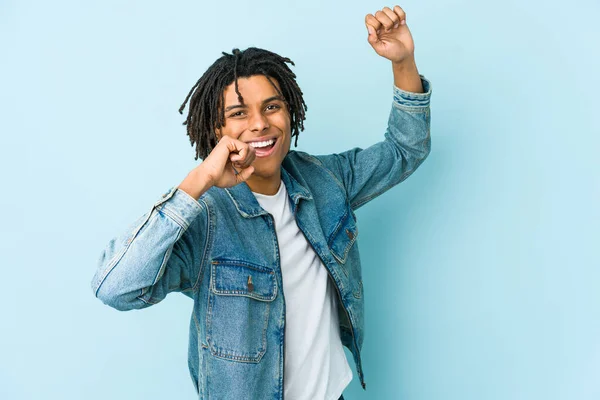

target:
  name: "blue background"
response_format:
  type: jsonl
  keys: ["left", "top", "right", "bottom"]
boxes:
{"left": 1, "top": 0, "right": 598, "bottom": 399}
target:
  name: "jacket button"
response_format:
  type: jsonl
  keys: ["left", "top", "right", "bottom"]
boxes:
{"left": 346, "top": 229, "right": 354, "bottom": 240}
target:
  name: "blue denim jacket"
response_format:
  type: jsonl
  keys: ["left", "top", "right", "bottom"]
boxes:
{"left": 91, "top": 75, "right": 432, "bottom": 399}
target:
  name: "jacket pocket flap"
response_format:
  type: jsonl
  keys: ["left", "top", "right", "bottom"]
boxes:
{"left": 210, "top": 261, "right": 277, "bottom": 301}
{"left": 328, "top": 208, "right": 358, "bottom": 264}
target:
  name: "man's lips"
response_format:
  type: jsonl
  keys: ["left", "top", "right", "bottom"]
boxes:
{"left": 250, "top": 137, "right": 278, "bottom": 158}
{"left": 245, "top": 135, "right": 278, "bottom": 145}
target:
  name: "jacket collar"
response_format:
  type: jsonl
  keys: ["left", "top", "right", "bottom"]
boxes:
{"left": 224, "top": 166, "right": 312, "bottom": 218}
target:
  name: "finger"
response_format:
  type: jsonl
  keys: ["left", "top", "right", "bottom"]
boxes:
{"left": 225, "top": 138, "right": 245, "bottom": 162}
{"left": 365, "top": 22, "right": 376, "bottom": 42}
{"left": 236, "top": 142, "right": 256, "bottom": 166}
{"left": 365, "top": 16, "right": 381, "bottom": 42}
{"left": 393, "top": 5, "right": 406, "bottom": 25}
{"left": 224, "top": 137, "right": 242, "bottom": 155}
{"left": 374, "top": 10, "right": 394, "bottom": 31}
{"left": 235, "top": 166, "right": 255, "bottom": 183}
{"left": 230, "top": 156, "right": 244, "bottom": 172}
{"left": 232, "top": 151, "right": 254, "bottom": 169}
{"left": 240, "top": 153, "right": 255, "bottom": 169}
{"left": 381, "top": 7, "right": 400, "bottom": 28}
{"left": 365, "top": 14, "right": 382, "bottom": 33}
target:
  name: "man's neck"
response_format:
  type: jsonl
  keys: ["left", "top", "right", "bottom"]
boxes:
{"left": 246, "top": 171, "right": 282, "bottom": 195}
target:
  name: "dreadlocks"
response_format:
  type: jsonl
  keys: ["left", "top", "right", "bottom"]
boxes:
{"left": 178, "top": 47, "right": 308, "bottom": 160}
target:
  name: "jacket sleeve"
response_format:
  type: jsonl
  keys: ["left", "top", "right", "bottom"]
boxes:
{"left": 314, "top": 75, "right": 432, "bottom": 210}
{"left": 91, "top": 186, "right": 208, "bottom": 311}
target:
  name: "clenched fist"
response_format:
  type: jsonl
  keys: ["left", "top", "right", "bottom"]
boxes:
{"left": 365, "top": 5, "right": 415, "bottom": 64}
{"left": 178, "top": 135, "right": 256, "bottom": 199}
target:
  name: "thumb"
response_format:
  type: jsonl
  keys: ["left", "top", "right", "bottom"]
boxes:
{"left": 366, "top": 24, "right": 377, "bottom": 45}
{"left": 235, "top": 166, "right": 255, "bottom": 184}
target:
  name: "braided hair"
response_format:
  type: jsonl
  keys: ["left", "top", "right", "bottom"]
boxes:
{"left": 178, "top": 47, "right": 308, "bottom": 160}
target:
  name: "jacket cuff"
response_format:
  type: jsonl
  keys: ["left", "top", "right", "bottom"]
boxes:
{"left": 393, "top": 74, "right": 432, "bottom": 107}
{"left": 153, "top": 186, "right": 205, "bottom": 230}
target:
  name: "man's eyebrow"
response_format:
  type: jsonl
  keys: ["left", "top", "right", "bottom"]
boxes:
{"left": 224, "top": 95, "right": 285, "bottom": 112}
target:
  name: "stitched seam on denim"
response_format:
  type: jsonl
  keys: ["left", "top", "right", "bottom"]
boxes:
{"left": 193, "top": 310, "right": 202, "bottom": 333}
{"left": 394, "top": 91, "right": 431, "bottom": 100}
{"left": 353, "top": 280, "right": 363, "bottom": 299}
{"left": 210, "top": 291, "right": 275, "bottom": 301}
{"left": 206, "top": 272, "right": 214, "bottom": 358}
{"left": 391, "top": 102, "right": 430, "bottom": 113}
{"left": 93, "top": 208, "right": 156, "bottom": 296}
{"left": 158, "top": 203, "right": 189, "bottom": 230}
{"left": 211, "top": 260, "right": 274, "bottom": 272}
{"left": 224, "top": 188, "right": 265, "bottom": 218}
{"left": 174, "top": 188, "right": 206, "bottom": 212}
{"left": 192, "top": 197, "right": 211, "bottom": 293}
{"left": 152, "top": 186, "right": 177, "bottom": 207}
{"left": 224, "top": 188, "right": 244, "bottom": 216}
{"left": 393, "top": 98, "right": 430, "bottom": 108}
{"left": 340, "top": 263, "right": 349, "bottom": 278}
{"left": 210, "top": 351, "right": 265, "bottom": 363}
{"left": 393, "top": 75, "right": 432, "bottom": 104}
{"left": 393, "top": 90, "right": 431, "bottom": 104}
{"left": 343, "top": 229, "right": 359, "bottom": 263}
{"left": 260, "top": 302, "right": 270, "bottom": 362}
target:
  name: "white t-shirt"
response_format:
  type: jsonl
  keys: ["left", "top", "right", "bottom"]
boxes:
{"left": 253, "top": 181, "right": 352, "bottom": 400}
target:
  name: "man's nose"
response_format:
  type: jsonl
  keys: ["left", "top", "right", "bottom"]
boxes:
{"left": 249, "top": 112, "right": 270, "bottom": 132}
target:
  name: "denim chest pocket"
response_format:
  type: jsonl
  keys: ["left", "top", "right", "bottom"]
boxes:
{"left": 327, "top": 207, "right": 362, "bottom": 299}
{"left": 206, "top": 259, "right": 277, "bottom": 363}
{"left": 328, "top": 207, "right": 358, "bottom": 264}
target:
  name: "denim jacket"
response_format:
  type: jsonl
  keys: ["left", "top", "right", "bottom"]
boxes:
{"left": 91, "top": 75, "right": 432, "bottom": 399}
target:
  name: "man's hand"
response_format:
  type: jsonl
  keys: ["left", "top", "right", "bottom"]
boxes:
{"left": 177, "top": 136, "right": 256, "bottom": 200}
{"left": 365, "top": 5, "right": 423, "bottom": 92}
{"left": 365, "top": 5, "right": 414, "bottom": 64}
{"left": 200, "top": 136, "right": 256, "bottom": 189}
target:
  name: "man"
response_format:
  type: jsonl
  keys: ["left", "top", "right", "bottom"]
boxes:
{"left": 91, "top": 5, "right": 432, "bottom": 399}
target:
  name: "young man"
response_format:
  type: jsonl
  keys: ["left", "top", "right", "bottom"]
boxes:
{"left": 91, "top": 5, "right": 432, "bottom": 400}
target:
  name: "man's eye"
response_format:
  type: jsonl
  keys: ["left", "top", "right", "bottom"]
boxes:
{"left": 266, "top": 104, "right": 280, "bottom": 111}
{"left": 229, "top": 111, "right": 244, "bottom": 117}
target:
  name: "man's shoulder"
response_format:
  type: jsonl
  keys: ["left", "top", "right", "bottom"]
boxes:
{"left": 284, "top": 150, "right": 346, "bottom": 192}
{"left": 284, "top": 149, "right": 328, "bottom": 168}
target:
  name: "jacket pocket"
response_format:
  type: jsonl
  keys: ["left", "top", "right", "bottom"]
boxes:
{"left": 206, "top": 259, "right": 277, "bottom": 363}
{"left": 328, "top": 207, "right": 358, "bottom": 264}
{"left": 328, "top": 207, "right": 362, "bottom": 299}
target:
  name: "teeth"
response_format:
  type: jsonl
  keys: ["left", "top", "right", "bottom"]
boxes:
{"left": 249, "top": 139, "right": 275, "bottom": 148}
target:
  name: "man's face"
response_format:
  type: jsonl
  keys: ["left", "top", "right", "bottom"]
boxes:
{"left": 216, "top": 74, "right": 291, "bottom": 181}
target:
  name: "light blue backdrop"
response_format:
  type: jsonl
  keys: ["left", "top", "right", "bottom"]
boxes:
{"left": 1, "top": 0, "right": 598, "bottom": 399}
